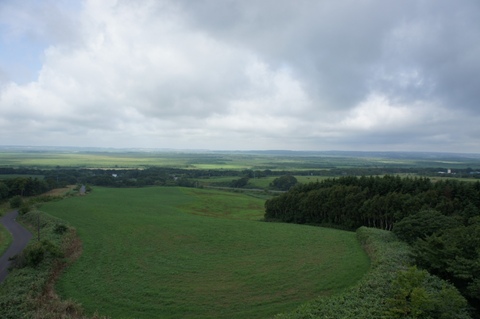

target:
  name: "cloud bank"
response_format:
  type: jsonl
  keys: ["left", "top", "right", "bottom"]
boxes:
{"left": 1, "top": 0, "right": 479, "bottom": 152}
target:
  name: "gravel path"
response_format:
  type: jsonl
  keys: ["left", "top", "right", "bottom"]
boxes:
{"left": 0, "top": 211, "right": 33, "bottom": 283}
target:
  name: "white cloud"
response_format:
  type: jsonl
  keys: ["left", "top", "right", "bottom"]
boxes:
{"left": 341, "top": 94, "right": 416, "bottom": 131}
{"left": 0, "top": 0, "right": 314, "bottom": 149}
{"left": 1, "top": 0, "right": 480, "bottom": 152}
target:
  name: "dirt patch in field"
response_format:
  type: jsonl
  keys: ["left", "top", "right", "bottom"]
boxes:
{"left": 43, "top": 185, "right": 77, "bottom": 197}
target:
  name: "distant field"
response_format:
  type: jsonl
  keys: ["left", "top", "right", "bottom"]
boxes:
{"left": 0, "top": 151, "right": 293, "bottom": 169}
{"left": 2, "top": 149, "right": 480, "bottom": 170}
{"left": 41, "top": 187, "right": 370, "bottom": 319}
{"left": 429, "top": 176, "right": 480, "bottom": 183}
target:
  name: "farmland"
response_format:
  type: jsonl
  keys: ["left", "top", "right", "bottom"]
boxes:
{"left": 1, "top": 148, "right": 480, "bottom": 318}
{"left": 40, "top": 187, "right": 370, "bottom": 319}
{"left": 2, "top": 148, "right": 480, "bottom": 171}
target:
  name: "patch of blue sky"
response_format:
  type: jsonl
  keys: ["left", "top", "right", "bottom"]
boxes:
{"left": 0, "top": 23, "right": 45, "bottom": 84}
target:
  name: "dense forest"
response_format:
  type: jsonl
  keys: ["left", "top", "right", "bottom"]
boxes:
{"left": 264, "top": 175, "right": 480, "bottom": 315}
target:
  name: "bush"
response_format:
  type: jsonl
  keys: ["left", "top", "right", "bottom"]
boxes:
{"left": 10, "top": 240, "right": 64, "bottom": 269}
{"left": 9, "top": 195, "right": 23, "bottom": 208}
{"left": 388, "top": 266, "right": 469, "bottom": 319}
{"left": 53, "top": 223, "right": 68, "bottom": 234}
{"left": 18, "top": 202, "right": 31, "bottom": 215}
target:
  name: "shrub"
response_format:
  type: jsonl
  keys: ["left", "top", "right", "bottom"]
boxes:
{"left": 387, "top": 266, "right": 469, "bottom": 319}
{"left": 53, "top": 223, "right": 68, "bottom": 234}
{"left": 10, "top": 240, "right": 64, "bottom": 269}
{"left": 18, "top": 202, "right": 31, "bottom": 215}
{"left": 9, "top": 195, "right": 23, "bottom": 208}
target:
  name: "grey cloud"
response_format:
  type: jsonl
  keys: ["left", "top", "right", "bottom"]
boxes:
{"left": 177, "top": 0, "right": 480, "bottom": 114}
{"left": 374, "top": 2, "right": 480, "bottom": 112}
{"left": 1, "top": 0, "right": 480, "bottom": 152}
{"left": 175, "top": 1, "right": 405, "bottom": 108}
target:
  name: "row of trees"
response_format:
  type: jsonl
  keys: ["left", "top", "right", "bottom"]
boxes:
{"left": 265, "top": 175, "right": 480, "bottom": 228}
{"left": 0, "top": 177, "right": 50, "bottom": 200}
{"left": 264, "top": 175, "right": 480, "bottom": 315}
{"left": 1, "top": 165, "right": 479, "bottom": 192}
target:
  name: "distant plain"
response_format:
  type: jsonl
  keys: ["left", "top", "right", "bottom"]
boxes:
{"left": 1, "top": 148, "right": 480, "bottom": 171}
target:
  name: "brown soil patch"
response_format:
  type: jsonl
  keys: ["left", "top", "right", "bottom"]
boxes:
{"left": 43, "top": 185, "right": 77, "bottom": 197}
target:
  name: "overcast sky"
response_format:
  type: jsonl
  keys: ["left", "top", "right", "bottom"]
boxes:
{"left": 1, "top": 0, "right": 479, "bottom": 152}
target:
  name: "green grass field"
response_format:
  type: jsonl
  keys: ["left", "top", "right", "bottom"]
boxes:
{"left": 40, "top": 187, "right": 370, "bottom": 319}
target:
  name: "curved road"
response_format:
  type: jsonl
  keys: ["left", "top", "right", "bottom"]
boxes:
{"left": 0, "top": 210, "right": 32, "bottom": 283}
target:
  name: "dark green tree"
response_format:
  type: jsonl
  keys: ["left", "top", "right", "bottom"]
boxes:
{"left": 230, "top": 177, "right": 249, "bottom": 188}
{"left": 413, "top": 221, "right": 480, "bottom": 309}
{"left": 388, "top": 266, "right": 470, "bottom": 319}
{"left": 393, "top": 209, "right": 460, "bottom": 244}
{"left": 270, "top": 175, "right": 298, "bottom": 191}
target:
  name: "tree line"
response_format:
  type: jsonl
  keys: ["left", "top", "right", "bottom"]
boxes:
{"left": 0, "top": 177, "right": 50, "bottom": 200}
{"left": 264, "top": 175, "right": 480, "bottom": 315}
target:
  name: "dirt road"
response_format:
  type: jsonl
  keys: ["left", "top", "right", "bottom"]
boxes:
{"left": 0, "top": 211, "right": 32, "bottom": 283}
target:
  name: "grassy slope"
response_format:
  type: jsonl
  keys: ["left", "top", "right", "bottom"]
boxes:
{"left": 41, "top": 187, "right": 370, "bottom": 319}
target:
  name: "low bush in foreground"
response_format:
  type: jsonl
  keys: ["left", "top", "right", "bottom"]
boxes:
{"left": 275, "top": 227, "right": 471, "bottom": 319}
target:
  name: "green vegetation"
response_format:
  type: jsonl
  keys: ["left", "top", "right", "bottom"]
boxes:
{"left": 0, "top": 211, "right": 99, "bottom": 319}
{"left": 40, "top": 187, "right": 370, "bottom": 319}
{"left": 275, "top": 227, "right": 470, "bottom": 319}
{"left": 9, "top": 195, "right": 23, "bottom": 208}
{"left": 2, "top": 149, "right": 480, "bottom": 171}
{"left": 270, "top": 175, "right": 298, "bottom": 191}
{"left": 266, "top": 176, "right": 480, "bottom": 315}
{"left": 2, "top": 149, "right": 480, "bottom": 318}
{"left": 0, "top": 222, "right": 12, "bottom": 257}
{"left": 265, "top": 175, "right": 480, "bottom": 230}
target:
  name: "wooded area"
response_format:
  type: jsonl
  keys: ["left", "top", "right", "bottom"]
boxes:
{"left": 264, "top": 175, "right": 480, "bottom": 314}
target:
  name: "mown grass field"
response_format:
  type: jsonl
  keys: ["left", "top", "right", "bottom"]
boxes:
{"left": 40, "top": 187, "right": 370, "bottom": 319}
